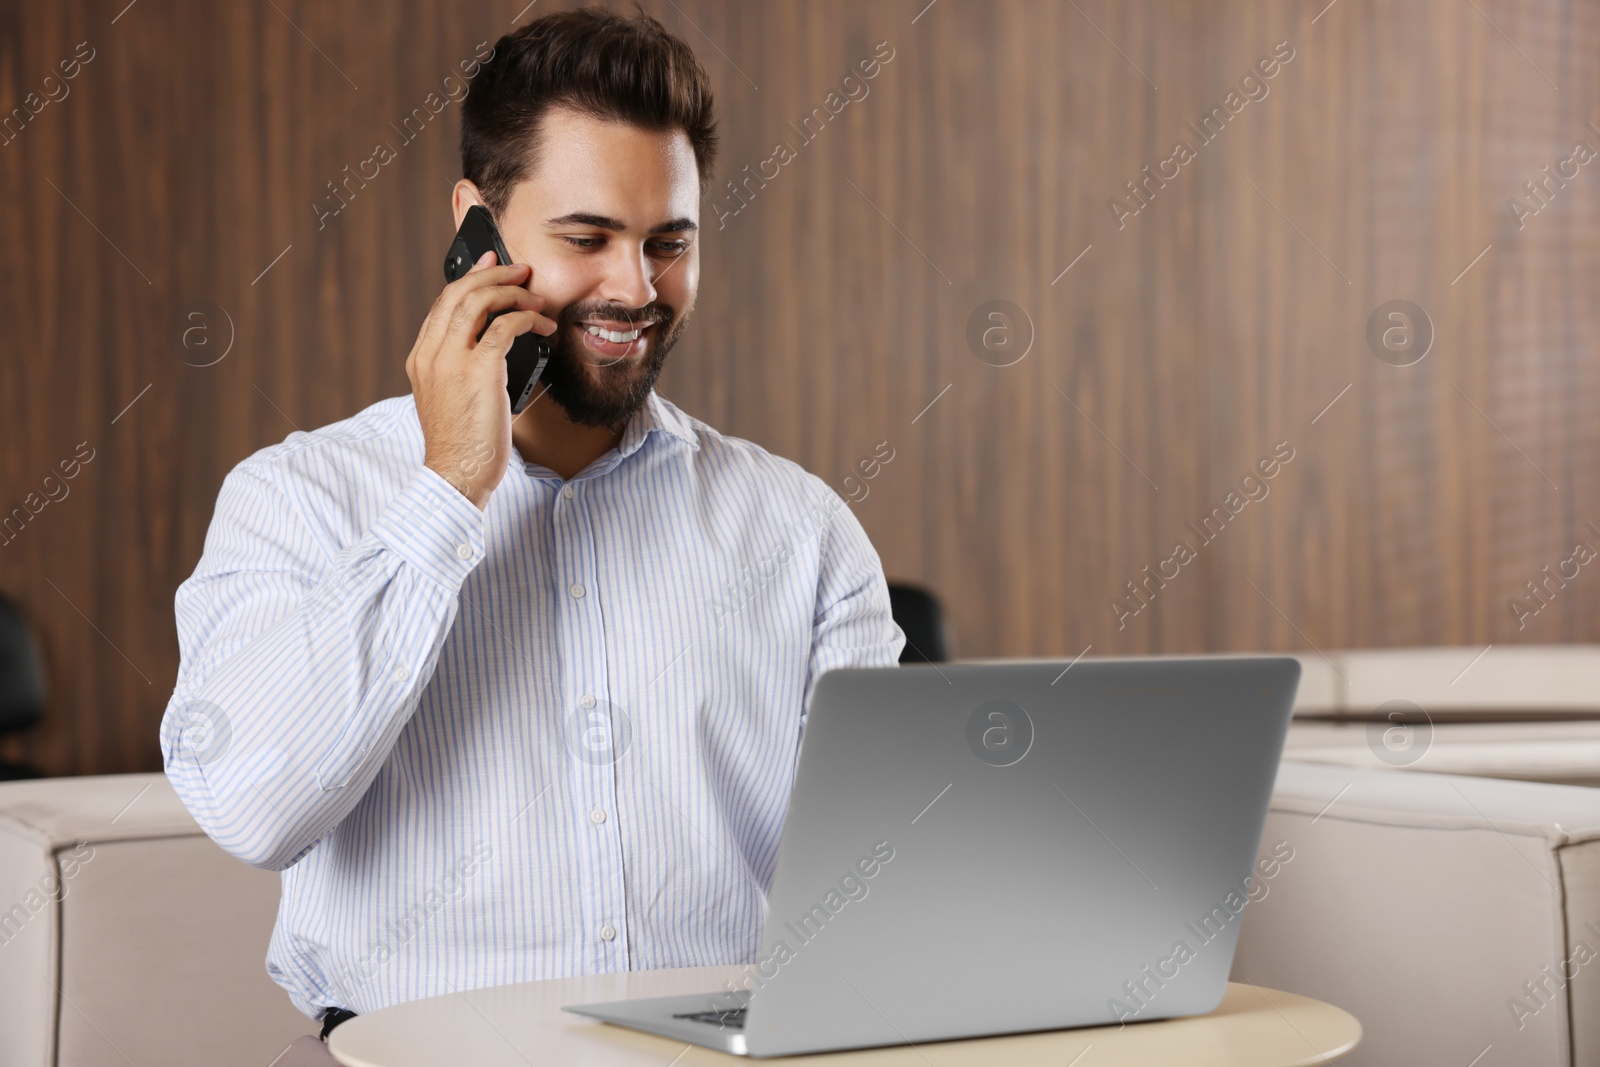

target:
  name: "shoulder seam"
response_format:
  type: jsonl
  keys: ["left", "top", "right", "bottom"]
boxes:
{"left": 240, "top": 397, "right": 412, "bottom": 468}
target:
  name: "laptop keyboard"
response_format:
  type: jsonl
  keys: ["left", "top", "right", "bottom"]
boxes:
{"left": 672, "top": 1007, "right": 747, "bottom": 1029}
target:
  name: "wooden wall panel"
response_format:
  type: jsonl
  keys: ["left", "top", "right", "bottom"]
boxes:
{"left": 1, "top": 0, "right": 1596, "bottom": 776}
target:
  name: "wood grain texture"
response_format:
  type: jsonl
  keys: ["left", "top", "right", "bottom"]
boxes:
{"left": 1, "top": 0, "right": 1596, "bottom": 776}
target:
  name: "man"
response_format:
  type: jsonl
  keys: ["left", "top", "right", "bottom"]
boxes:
{"left": 159, "top": 8, "right": 903, "bottom": 1059}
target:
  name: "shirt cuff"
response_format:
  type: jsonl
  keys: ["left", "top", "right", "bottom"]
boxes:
{"left": 369, "top": 465, "right": 487, "bottom": 590}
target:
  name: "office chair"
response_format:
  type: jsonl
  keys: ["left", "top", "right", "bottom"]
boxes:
{"left": 886, "top": 582, "right": 951, "bottom": 664}
{"left": 0, "top": 594, "right": 47, "bottom": 779}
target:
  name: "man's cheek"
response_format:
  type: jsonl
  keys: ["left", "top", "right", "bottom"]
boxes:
{"left": 666, "top": 255, "right": 699, "bottom": 306}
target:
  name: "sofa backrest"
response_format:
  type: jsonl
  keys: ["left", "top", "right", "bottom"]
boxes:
{"left": 1332, "top": 645, "right": 1600, "bottom": 719}
{"left": 990, "top": 646, "right": 1600, "bottom": 720}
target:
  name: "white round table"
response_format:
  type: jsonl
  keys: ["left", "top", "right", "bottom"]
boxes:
{"left": 328, "top": 964, "right": 1360, "bottom": 1065}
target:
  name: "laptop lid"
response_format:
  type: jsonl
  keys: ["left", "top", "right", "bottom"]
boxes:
{"left": 722, "top": 655, "right": 1300, "bottom": 1056}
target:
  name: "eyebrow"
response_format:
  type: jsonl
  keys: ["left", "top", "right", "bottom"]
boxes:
{"left": 544, "top": 212, "right": 698, "bottom": 235}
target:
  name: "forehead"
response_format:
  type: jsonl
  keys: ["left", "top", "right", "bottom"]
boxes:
{"left": 514, "top": 105, "right": 699, "bottom": 224}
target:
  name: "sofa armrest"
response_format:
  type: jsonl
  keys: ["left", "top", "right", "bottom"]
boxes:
{"left": 0, "top": 774, "right": 310, "bottom": 1067}
{"left": 1234, "top": 760, "right": 1600, "bottom": 1067}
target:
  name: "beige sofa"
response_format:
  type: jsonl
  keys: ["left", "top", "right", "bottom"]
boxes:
{"left": 0, "top": 773, "right": 312, "bottom": 1067}
{"left": 1228, "top": 645, "right": 1600, "bottom": 1067}
{"left": 1234, "top": 759, "right": 1600, "bottom": 1066}
{"left": 3, "top": 646, "right": 1598, "bottom": 1066}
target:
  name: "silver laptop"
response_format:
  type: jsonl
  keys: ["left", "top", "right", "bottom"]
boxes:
{"left": 564, "top": 655, "right": 1300, "bottom": 1057}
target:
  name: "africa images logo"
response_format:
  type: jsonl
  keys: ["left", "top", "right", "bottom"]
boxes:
{"left": 965, "top": 699, "right": 1034, "bottom": 767}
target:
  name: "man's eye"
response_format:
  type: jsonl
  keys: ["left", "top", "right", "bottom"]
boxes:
{"left": 560, "top": 236, "right": 690, "bottom": 255}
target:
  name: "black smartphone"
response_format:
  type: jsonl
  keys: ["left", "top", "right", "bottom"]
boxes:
{"left": 442, "top": 204, "right": 552, "bottom": 415}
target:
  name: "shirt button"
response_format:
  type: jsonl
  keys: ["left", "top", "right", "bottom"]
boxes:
{"left": 590, "top": 807, "right": 607, "bottom": 825}
{"left": 454, "top": 543, "right": 472, "bottom": 560}
{"left": 600, "top": 925, "right": 617, "bottom": 941}
{"left": 561, "top": 484, "right": 575, "bottom": 499}
{"left": 392, "top": 665, "right": 410, "bottom": 683}
{"left": 570, "top": 582, "right": 586, "bottom": 599}
{"left": 580, "top": 694, "right": 597, "bottom": 709}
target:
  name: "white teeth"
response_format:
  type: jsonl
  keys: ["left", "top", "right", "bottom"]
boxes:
{"left": 584, "top": 324, "right": 643, "bottom": 344}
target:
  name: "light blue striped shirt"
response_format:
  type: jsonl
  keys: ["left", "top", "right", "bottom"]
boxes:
{"left": 159, "top": 389, "right": 904, "bottom": 1018}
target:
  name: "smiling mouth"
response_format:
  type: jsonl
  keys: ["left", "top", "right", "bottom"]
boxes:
{"left": 574, "top": 319, "right": 657, "bottom": 364}
{"left": 580, "top": 322, "right": 654, "bottom": 344}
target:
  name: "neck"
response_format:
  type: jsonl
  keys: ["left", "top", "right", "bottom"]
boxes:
{"left": 510, "top": 392, "right": 627, "bottom": 481}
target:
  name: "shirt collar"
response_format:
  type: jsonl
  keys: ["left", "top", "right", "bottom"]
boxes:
{"left": 614, "top": 389, "right": 701, "bottom": 462}
{"left": 400, "top": 389, "right": 698, "bottom": 477}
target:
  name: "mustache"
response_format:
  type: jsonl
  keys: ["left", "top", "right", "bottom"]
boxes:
{"left": 560, "top": 304, "right": 670, "bottom": 328}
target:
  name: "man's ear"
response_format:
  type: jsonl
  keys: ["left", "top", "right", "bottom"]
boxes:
{"left": 450, "top": 179, "right": 486, "bottom": 232}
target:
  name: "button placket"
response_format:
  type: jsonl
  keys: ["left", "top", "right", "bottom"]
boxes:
{"left": 553, "top": 478, "right": 629, "bottom": 965}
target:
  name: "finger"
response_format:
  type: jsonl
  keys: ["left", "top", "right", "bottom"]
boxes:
{"left": 451, "top": 279, "right": 550, "bottom": 337}
{"left": 444, "top": 260, "right": 530, "bottom": 308}
{"left": 475, "top": 309, "right": 548, "bottom": 356}
{"left": 458, "top": 258, "right": 528, "bottom": 285}
{"left": 427, "top": 259, "right": 528, "bottom": 342}
{"left": 442, "top": 264, "right": 532, "bottom": 327}
{"left": 445, "top": 284, "right": 549, "bottom": 343}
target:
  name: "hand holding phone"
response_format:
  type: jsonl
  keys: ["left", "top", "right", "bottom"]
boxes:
{"left": 405, "top": 210, "right": 558, "bottom": 511}
{"left": 443, "top": 205, "right": 553, "bottom": 414}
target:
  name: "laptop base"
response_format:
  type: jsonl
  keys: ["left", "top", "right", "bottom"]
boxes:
{"left": 566, "top": 992, "right": 750, "bottom": 1056}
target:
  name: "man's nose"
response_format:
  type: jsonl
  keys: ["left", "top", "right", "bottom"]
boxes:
{"left": 598, "top": 246, "right": 658, "bottom": 310}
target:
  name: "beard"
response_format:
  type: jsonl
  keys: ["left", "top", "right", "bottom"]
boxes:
{"left": 537, "top": 298, "right": 692, "bottom": 431}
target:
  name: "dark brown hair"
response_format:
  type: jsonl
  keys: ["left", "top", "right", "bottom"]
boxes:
{"left": 460, "top": 5, "right": 719, "bottom": 219}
